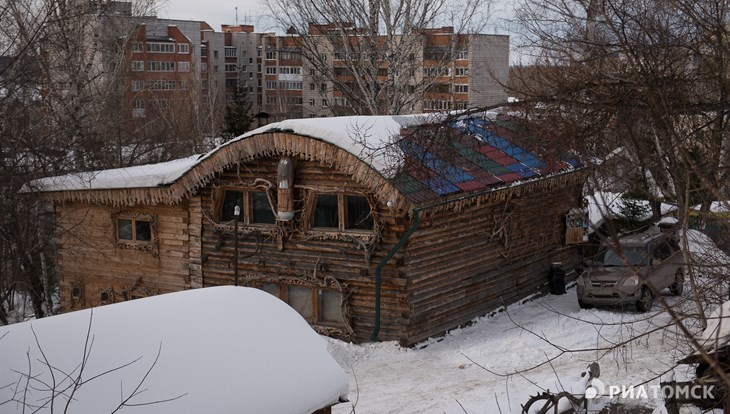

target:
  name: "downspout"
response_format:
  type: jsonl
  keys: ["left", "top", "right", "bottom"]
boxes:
{"left": 371, "top": 207, "right": 420, "bottom": 341}
{"left": 369, "top": 167, "right": 587, "bottom": 341}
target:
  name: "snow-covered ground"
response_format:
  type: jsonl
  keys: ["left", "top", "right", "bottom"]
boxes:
{"left": 329, "top": 288, "right": 688, "bottom": 414}
{"left": 329, "top": 229, "right": 728, "bottom": 414}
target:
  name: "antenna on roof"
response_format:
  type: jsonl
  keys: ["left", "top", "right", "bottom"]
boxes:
{"left": 235, "top": 7, "right": 238, "bottom": 26}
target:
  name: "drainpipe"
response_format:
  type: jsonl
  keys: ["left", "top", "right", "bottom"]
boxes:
{"left": 371, "top": 208, "right": 420, "bottom": 341}
{"left": 368, "top": 167, "right": 585, "bottom": 341}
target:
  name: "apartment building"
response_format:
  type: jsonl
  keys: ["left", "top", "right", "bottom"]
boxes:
{"left": 123, "top": 23, "right": 199, "bottom": 120}
{"left": 81, "top": 3, "right": 508, "bottom": 133}
{"left": 118, "top": 18, "right": 272, "bottom": 134}
{"left": 259, "top": 26, "right": 509, "bottom": 119}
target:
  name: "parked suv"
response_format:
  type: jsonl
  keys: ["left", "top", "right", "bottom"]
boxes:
{"left": 577, "top": 232, "right": 684, "bottom": 311}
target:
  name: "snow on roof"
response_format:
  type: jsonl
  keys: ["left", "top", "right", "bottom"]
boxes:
{"left": 691, "top": 201, "right": 730, "bottom": 215}
{"left": 26, "top": 114, "right": 443, "bottom": 193}
{"left": 214, "top": 113, "right": 444, "bottom": 176}
{"left": 701, "top": 301, "right": 730, "bottom": 351}
{"left": 0, "top": 286, "right": 349, "bottom": 414}
{"left": 25, "top": 155, "right": 202, "bottom": 192}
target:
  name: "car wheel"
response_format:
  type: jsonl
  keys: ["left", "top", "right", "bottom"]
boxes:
{"left": 669, "top": 269, "right": 684, "bottom": 296}
{"left": 636, "top": 287, "right": 653, "bottom": 312}
{"left": 578, "top": 300, "right": 593, "bottom": 309}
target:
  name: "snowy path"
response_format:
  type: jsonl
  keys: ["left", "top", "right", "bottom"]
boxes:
{"left": 329, "top": 288, "right": 698, "bottom": 414}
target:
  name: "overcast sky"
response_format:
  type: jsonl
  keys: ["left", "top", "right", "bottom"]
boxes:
{"left": 157, "top": 0, "right": 275, "bottom": 30}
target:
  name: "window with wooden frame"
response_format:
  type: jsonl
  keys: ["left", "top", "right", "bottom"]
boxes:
{"left": 311, "top": 193, "right": 373, "bottom": 232}
{"left": 218, "top": 189, "right": 276, "bottom": 225}
{"left": 261, "top": 283, "right": 346, "bottom": 326}
{"left": 117, "top": 216, "right": 152, "bottom": 242}
{"left": 113, "top": 212, "right": 158, "bottom": 255}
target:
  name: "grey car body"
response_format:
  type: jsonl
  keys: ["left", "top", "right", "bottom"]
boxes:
{"left": 576, "top": 231, "right": 685, "bottom": 311}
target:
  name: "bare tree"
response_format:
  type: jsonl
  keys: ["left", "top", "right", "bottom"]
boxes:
{"left": 500, "top": 0, "right": 730, "bottom": 408}
{"left": 267, "top": 0, "right": 493, "bottom": 115}
{"left": 0, "top": 0, "right": 164, "bottom": 323}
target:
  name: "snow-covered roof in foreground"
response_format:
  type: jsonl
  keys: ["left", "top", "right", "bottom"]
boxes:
{"left": 0, "top": 286, "right": 349, "bottom": 414}
{"left": 27, "top": 114, "right": 443, "bottom": 193}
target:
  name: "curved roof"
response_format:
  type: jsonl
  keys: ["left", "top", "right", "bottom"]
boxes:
{"left": 25, "top": 113, "right": 581, "bottom": 209}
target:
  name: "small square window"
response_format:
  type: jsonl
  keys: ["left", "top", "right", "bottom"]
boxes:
{"left": 116, "top": 217, "right": 152, "bottom": 242}
{"left": 320, "top": 289, "right": 344, "bottom": 324}
{"left": 135, "top": 220, "right": 151, "bottom": 241}
{"left": 288, "top": 286, "right": 313, "bottom": 319}
{"left": 220, "top": 190, "right": 243, "bottom": 221}
{"left": 250, "top": 192, "right": 275, "bottom": 224}
{"left": 345, "top": 195, "right": 373, "bottom": 230}
{"left": 313, "top": 195, "right": 339, "bottom": 228}
{"left": 118, "top": 219, "right": 133, "bottom": 240}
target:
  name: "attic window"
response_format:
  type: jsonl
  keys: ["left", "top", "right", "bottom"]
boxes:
{"left": 312, "top": 194, "right": 373, "bottom": 231}
{"left": 219, "top": 189, "right": 275, "bottom": 225}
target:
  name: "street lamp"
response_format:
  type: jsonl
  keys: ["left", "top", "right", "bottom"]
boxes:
{"left": 233, "top": 204, "right": 240, "bottom": 287}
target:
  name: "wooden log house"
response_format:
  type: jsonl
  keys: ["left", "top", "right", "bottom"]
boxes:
{"left": 28, "top": 113, "right": 588, "bottom": 345}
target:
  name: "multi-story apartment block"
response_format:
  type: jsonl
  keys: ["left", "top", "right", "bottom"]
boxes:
{"left": 123, "top": 23, "right": 199, "bottom": 120}
{"left": 256, "top": 25, "right": 508, "bottom": 119}
{"left": 63, "top": 3, "right": 508, "bottom": 136}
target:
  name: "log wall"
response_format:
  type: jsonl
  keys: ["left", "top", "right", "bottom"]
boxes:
{"left": 56, "top": 202, "right": 191, "bottom": 311}
{"left": 402, "top": 179, "right": 584, "bottom": 345}
{"left": 198, "top": 156, "right": 409, "bottom": 342}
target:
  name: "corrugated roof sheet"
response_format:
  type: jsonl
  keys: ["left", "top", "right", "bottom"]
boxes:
{"left": 390, "top": 117, "right": 575, "bottom": 204}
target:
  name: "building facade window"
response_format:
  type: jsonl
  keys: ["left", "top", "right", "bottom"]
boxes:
{"left": 266, "top": 66, "right": 277, "bottom": 74}
{"left": 334, "top": 97, "right": 350, "bottom": 107}
{"left": 178, "top": 61, "right": 190, "bottom": 72}
{"left": 424, "top": 67, "right": 450, "bottom": 77}
{"left": 224, "top": 47, "right": 237, "bottom": 57}
{"left": 146, "top": 42, "right": 175, "bottom": 53}
{"left": 456, "top": 49, "right": 469, "bottom": 60}
{"left": 454, "top": 84, "right": 469, "bottom": 93}
{"left": 225, "top": 64, "right": 237, "bottom": 72}
{"left": 146, "top": 80, "right": 176, "bottom": 90}
{"left": 278, "top": 67, "right": 301, "bottom": 75}
{"left": 265, "top": 51, "right": 276, "bottom": 60}
{"left": 131, "top": 80, "right": 144, "bottom": 91}
{"left": 424, "top": 100, "right": 452, "bottom": 110}
{"left": 132, "top": 99, "right": 145, "bottom": 118}
{"left": 131, "top": 61, "right": 144, "bottom": 71}
{"left": 311, "top": 194, "right": 373, "bottom": 231}
{"left": 278, "top": 81, "right": 302, "bottom": 90}
{"left": 178, "top": 43, "right": 190, "bottom": 54}
{"left": 455, "top": 67, "right": 469, "bottom": 77}
{"left": 265, "top": 80, "right": 277, "bottom": 90}
{"left": 147, "top": 61, "right": 175, "bottom": 71}
{"left": 132, "top": 42, "right": 143, "bottom": 52}
{"left": 309, "top": 98, "right": 315, "bottom": 106}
